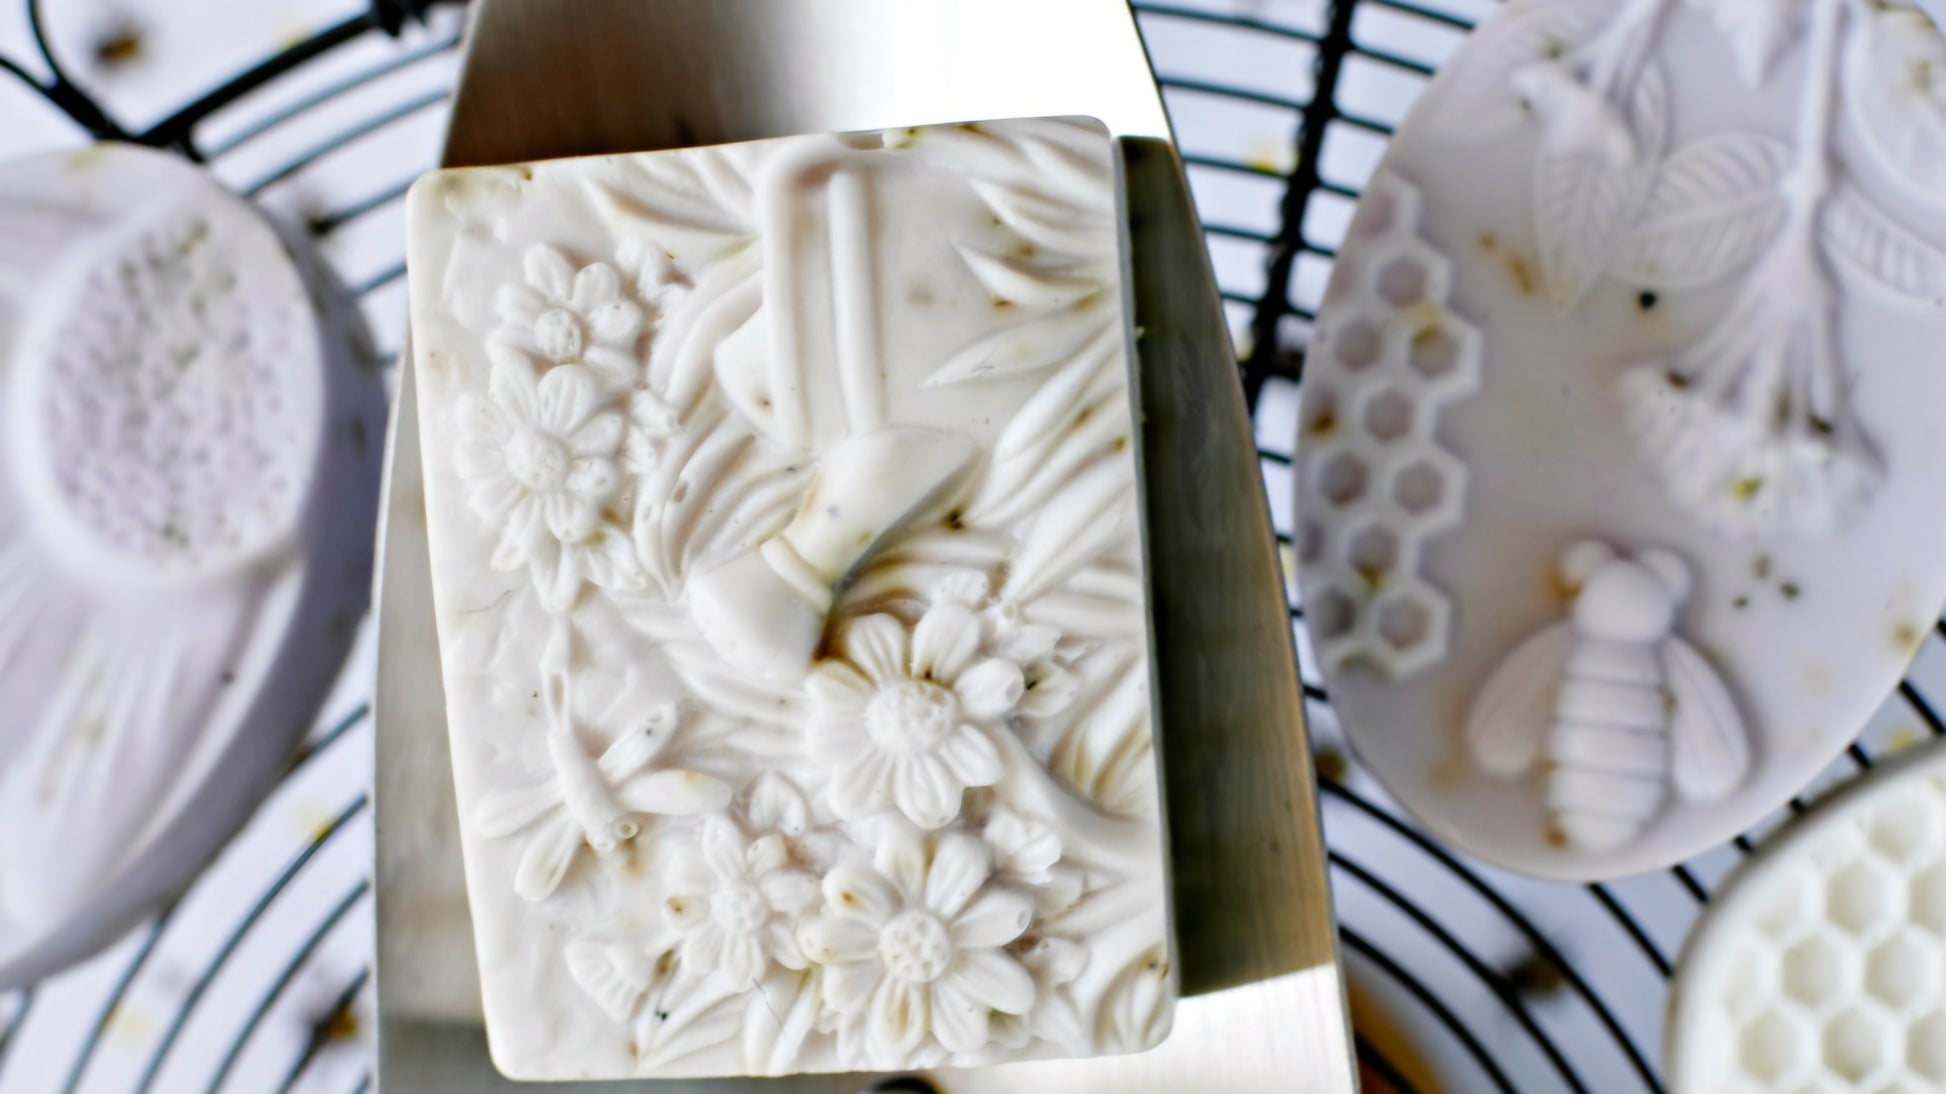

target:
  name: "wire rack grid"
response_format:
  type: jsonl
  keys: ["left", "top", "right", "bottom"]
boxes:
{"left": 3, "top": 1, "right": 1943, "bottom": 1091}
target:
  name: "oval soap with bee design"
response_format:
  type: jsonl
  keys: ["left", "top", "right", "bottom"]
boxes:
{"left": 1294, "top": 0, "right": 1946, "bottom": 878}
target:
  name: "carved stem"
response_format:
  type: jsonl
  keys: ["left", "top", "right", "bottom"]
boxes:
{"left": 1781, "top": 0, "right": 1847, "bottom": 422}
{"left": 1782, "top": 0, "right": 1845, "bottom": 232}
{"left": 1700, "top": 0, "right": 1846, "bottom": 413}
{"left": 991, "top": 724, "right": 1156, "bottom": 876}
{"left": 828, "top": 169, "right": 886, "bottom": 434}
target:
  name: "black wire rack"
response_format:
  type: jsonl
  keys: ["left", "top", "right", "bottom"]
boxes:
{"left": 2, "top": 0, "right": 1943, "bottom": 1090}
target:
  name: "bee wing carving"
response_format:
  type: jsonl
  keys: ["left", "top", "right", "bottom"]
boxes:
{"left": 596, "top": 708, "right": 676, "bottom": 782}
{"left": 1466, "top": 622, "right": 1575, "bottom": 776}
{"left": 1661, "top": 637, "right": 1750, "bottom": 801}
{"left": 615, "top": 768, "right": 734, "bottom": 816}
{"left": 471, "top": 781, "right": 562, "bottom": 838}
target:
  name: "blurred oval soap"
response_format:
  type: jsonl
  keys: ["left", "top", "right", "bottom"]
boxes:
{"left": 1294, "top": 0, "right": 1946, "bottom": 878}
{"left": 0, "top": 144, "right": 383, "bottom": 985}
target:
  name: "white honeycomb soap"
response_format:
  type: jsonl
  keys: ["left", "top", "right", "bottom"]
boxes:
{"left": 1296, "top": 0, "right": 1946, "bottom": 879}
{"left": 0, "top": 144, "right": 381, "bottom": 986}
{"left": 405, "top": 117, "right": 1176, "bottom": 1080}
{"left": 1670, "top": 741, "right": 1946, "bottom": 1093}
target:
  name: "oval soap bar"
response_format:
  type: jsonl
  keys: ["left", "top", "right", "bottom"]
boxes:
{"left": 0, "top": 144, "right": 382, "bottom": 985}
{"left": 1294, "top": 0, "right": 1946, "bottom": 878}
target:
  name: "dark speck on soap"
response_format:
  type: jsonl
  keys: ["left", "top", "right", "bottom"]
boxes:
{"left": 1506, "top": 255, "right": 1537, "bottom": 296}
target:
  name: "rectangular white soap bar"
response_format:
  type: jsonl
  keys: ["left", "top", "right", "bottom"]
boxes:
{"left": 406, "top": 117, "right": 1175, "bottom": 1080}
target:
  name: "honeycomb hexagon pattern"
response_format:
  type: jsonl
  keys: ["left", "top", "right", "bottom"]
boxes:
{"left": 1295, "top": 169, "right": 1482, "bottom": 679}
{"left": 1670, "top": 743, "right": 1946, "bottom": 1093}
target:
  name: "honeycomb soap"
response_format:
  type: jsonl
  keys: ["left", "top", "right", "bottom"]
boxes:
{"left": 1669, "top": 740, "right": 1946, "bottom": 1093}
{"left": 405, "top": 118, "right": 1176, "bottom": 1079}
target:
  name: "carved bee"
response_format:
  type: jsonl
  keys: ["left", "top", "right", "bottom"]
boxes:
{"left": 1466, "top": 540, "right": 1751, "bottom": 851}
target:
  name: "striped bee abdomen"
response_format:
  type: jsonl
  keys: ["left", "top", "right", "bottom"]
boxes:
{"left": 1544, "top": 639, "right": 1670, "bottom": 850}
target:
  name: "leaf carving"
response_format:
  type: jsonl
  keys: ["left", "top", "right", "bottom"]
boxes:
{"left": 922, "top": 311, "right": 1112, "bottom": 388}
{"left": 972, "top": 387, "right": 1126, "bottom": 529}
{"left": 1048, "top": 660, "right": 1156, "bottom": 816}
{"left": 1820, "top": 184, "right": 1946, "bottom": 305}
{"left": 928, "top": 133, "right": 1119, "bottom": 390}
{"left": 1533, "top": 60, "right": 1668, "bottom": 306}
{"left": 1002, "top": 458, "right": 1134, "bottom": 604}
{"left": 957, "top": 247, "right": 1103, "bottom": 311}
{"left": 970, "top": 179, "right": 1111, "bottom": 256}
{"left": 1095, "top": 944, "right": 1175, "bottom": 1055}
{"left": 1413, "top": 0, "right": 1618, "bottom": 144}
{"left": 988, "top": 325, "right": 1122, "bottom": 463}
{"left": 641, "top": 980, "right": 746, "bottom": 1070}
{"left": 589, "top": 146, "right": 756, "bottom": 243}
{"left": 964, "top": 328, "right": 1125, "bottom": 526}
{"left": 592, "top": 182, "right": 748, "bottom": 242}
{"left": 1019, "top": 134, "right": 1113, "bottom": 205}
{"left": 566, "top": 938, "right": 744, "bottom": 1072}
{"left": 1609, "top": 133, "right": 1791, "bottom": 289}
{"left": 740, "top": 969, "right": 820, "bottom": 1075}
